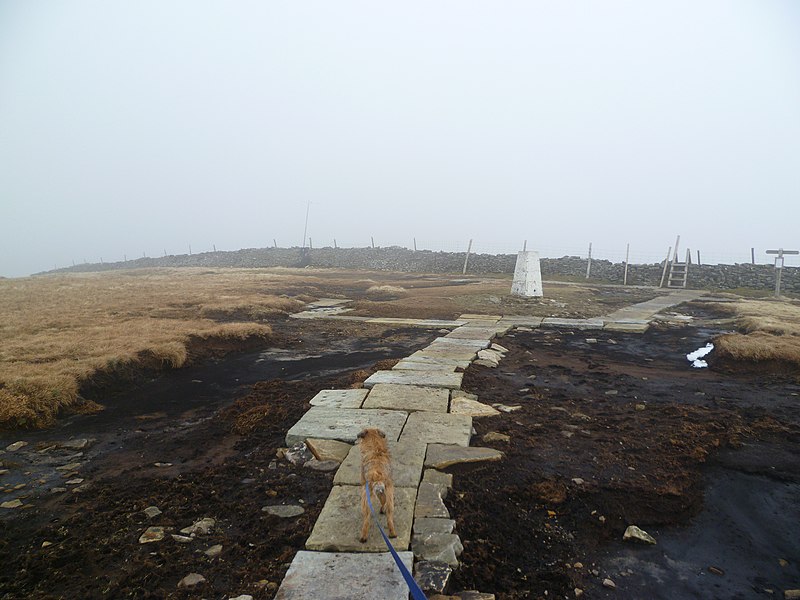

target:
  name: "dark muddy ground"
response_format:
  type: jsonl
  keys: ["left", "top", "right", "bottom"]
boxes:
{"left": 2, "top": 312, "right": 800, "bottom": 600}
{"left": 449, "top": 322, "right": 800, "bottom": 599}
{"left": 0, "top": 320, "right": 437, "bottom": 600}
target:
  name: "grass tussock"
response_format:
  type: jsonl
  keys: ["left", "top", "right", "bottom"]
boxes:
{"left": 713, "top": 298, "right": 800, "bottom": 367}
{"left": 365, "top": 285, "right": 408, "bottom": 300}
{"left": 0, "top": 269, "right": 299, "bottom": 428}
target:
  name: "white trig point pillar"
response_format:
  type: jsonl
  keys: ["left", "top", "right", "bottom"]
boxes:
{"left": 511, "top": 251, "right": 543, "bottom": 297}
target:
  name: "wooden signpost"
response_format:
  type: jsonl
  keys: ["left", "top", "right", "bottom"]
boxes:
{"left": 766, "top": 248, "right": 799, "bottom": 297}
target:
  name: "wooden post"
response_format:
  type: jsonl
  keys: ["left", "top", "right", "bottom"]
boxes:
{"left": 623, "top": 243, "right": 630, "bottom": 286}
{"left": 462, "top": 239, "right": 473, "bottom": 275}
{"left": 697, "top": 250, "right": 701, "bottom": 266}
{"left": 273, "top": 239, "right": 277, "bottom": 248}
{"left": 213, "top": 244, "right": 216, "bottom": 252}
{"left": 309, "top": 238, "right": 313, "bottom": 250}
{"left": 371, "top": 237, "right": 375, "bottom": 249}
{"left": 188, "top": 244, "right": 192, "bottom": 255}
{"left": 523, "top": 240, "right": 527, "bottom": 251}
{"left": 751, "top": 247, "right": 755, "bottom": 264}
{"left": 687, "top": 248, "right": 692, "bottom": 265}
{"left": 766, "top": 248, "right": 799, "bottom": 297}
{"left": 334, "top": 238, "right": 337, "bottom": 249}
{"left": 586, "top": 242, "right": 592, "bottom": 279}
{"left": 673, "top": 235, "right": 681, "bottom": 262}
{"left": 659, "top": 246, "right": 672, "bottom": 288}
{"left": 413, "top": 237, "right": 417, "bottom": 252}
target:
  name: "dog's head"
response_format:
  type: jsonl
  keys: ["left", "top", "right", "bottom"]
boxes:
{"left": 357, "top": 428, "right": 386, "bottom": 442}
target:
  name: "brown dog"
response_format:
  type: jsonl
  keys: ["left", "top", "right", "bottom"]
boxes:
{"left": 357, "top": 428, "right": 396, "bottom": 543}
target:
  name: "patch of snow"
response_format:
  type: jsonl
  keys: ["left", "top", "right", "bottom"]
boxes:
{"left": 687, "top": 343, "right": 714, "bottom": 368}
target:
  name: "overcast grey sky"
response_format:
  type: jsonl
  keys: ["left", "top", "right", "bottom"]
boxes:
{"left": 1, "top": 1, "right": 799, "bottom": 277}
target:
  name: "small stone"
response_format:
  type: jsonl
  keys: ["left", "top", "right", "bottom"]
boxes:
{"left": 154, "top": 462, "right": 172, "bottom": 468}
{"left": 602, "top": 578, "right": 616, "bottom": 589}
{"left": 492, "top": 404, "right": 521, "bottom": 413}
{"left": 204, "top": 544, "right": 223, "bottom": 558}
{"left": 50, "top": 487, "right": 67, "bottom": 493}
{"left": 5, "top": 441, "right": 28, "bottom": 452}
{"left": 12, "top": 483, "right": 25, "bottom": 490}
{"left": 707, "top": 566, "right": 724, "bottom": 576}
{"left": 180, "top": 517, "right": 215, "bottom": 536}
{"left": 561, "top": 430, "right": 574, "bottom": 439}
{"left": 623, "top": 525, "right": 656, "bottom": 545}
{"left": 59, "top": 438, "right": 92, "bottom": 450}
{"left": 635, "top": 404, "right": 646, "bottom": 411}
{"left": 71, "top": 483, "right": 90, "bottom": 493}
{"left": 518, "top": 388, "right": 530, "bottom": 393}
{"left": 284, "top": 442, "right": 313, "bottom": 466}
{"left": 574, "top": 562, "right": 583, "bottom": 568}
{"left": 171, "top": 534, "right": 193, "bottom": 543}
{"left": 785, "top": 590, "right": 800, "bottom": 599}
{"left": 604, "top": 390, "right": 618, "bottom": 396}
{"left": 65, "top": 478, "right": 84, "bottom": 485}
{"left": 139, "top": 526, "right": 165, "bottom": 544}
{"left": 571, "top": 478, "right": 585, "bottom": 485}
{"left": 303, "top": 458, "right": 340, "bottom": 471}
{"left": 56, "top": 462, "right": 81, "bottom": 472}
{"left": 144, "top": 506, "right": 162, "bottom": 518}
{"left": 575, "top": 589, "right": 584, "bottom": 598}
{"left": 262, "top": 504, "right": 305, "bottom": 518}
{"left": 491, "top": 343, "right": 509, "bottom": 353}
{"left": 599, "top": 515, "right": 606, "bottom": 523}
{"left": 779, "top": 559, "right": 788, "bottom": 567}
{"left": 473, "top": 359, "right": 497, "bottom": 368}
{"left": 585, "top": 338, "right": 597, "bottom": 344}
{"left": 0, "top": 469, "right": 8, "bottom": 476}
{"left": 41, "top": 541, "right": 53, "bottom": 548}
{"left": 482, "top": 432, "right": 510, "bottom": 443}
{"left": 229, "top": 596, "right": 253, "bottom": 600}
{"left": 1, "top": 499, "right": 23, "bottom": 509}
{"left": 177, "top": 573, "right": 206, "bottom": 588}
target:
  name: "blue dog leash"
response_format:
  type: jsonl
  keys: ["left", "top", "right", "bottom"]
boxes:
{"left": 365, "top": 482, "right": 428, "bottom": 600}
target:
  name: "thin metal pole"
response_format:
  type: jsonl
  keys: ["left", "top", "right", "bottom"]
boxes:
{"left": 273, "top": 239, "right": 277, "bottom": 248}
{"left": 751, "top": 247, "right": 755, "bottom": 264}
{"left": 309, "top": 238, "right": 313, "bottom": 250}
{"left": 659, "top": 246, "right": 672, "bottom": 288}
{"left": 462, "top": 239, "right": 473, "bottom": 275}
{"left": 413, "top": 237, "right": 417, "bottom": 252}
{"left": 213, "top": 244, "right": 216, "bottom": 252}
{"left": 586, "top": 242, "right": 592, "bottom": 279}
{"left": 188, "top": 244, "right": 192, "bottom": 255}
{"left": 371, "top": 237, "right": 375, "bottom": 249}
{"left": 334, "top": 238, "right": 337, "bottom": 249}
{"left": 301, "top": 201, "right": 310, "bottom": 249}
{"left": 697, "top": 250, "right": 701, "bottom": 266}
{"left": 623, "top": 243, "right": 630, "bottom": 286}
{"left": 775, "top": 252, "right": 784, "bottom": 298}
{"left": 523, "top": 240, "right": 527, "bottom": 251}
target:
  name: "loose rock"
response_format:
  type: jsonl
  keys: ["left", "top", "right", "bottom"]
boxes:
{"left": 1, "top": 499, "right": 23, "bottom": 509}
{"left": 180, "top": 517, "right": 215, "bottom": 536}
{"left": 262, "top": 504, "right": 305, "bottom": 518}
{"left": 5, "top": 441, "right": 28, "bottom": 452}
{"left": 602, "top": 578, "right": 617, "bottom": 589}
{"left": 138, "top": 526, "right": 165, "bottom": 544}
{"left": 284, "top": 442, "right": 313, "bottom": 466}
{"left": 303, "top": 458, "right": 340, "bottom": 471}
{"left": 143, "top": 506, "right": 162, "bottom": 518}
{"left": 623, "top": 525, "right": 657, "bottom": 545}
{"left": 204, "top": 544, "right": 223, "bottom": 558}
{"left": 483, "top": 431, "right": 511, "bottom": 443}
{"left": 177, "top": 573, "right": 206, "bottom": 588}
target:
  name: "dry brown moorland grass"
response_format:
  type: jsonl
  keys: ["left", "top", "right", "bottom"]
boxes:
{"left": 712, "top": 298, "right": 800, "bottom": 366}
{"left": 0, "top": 268, "right": 307, "bottom": 428}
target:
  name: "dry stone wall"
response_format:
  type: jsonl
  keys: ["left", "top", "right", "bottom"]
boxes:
{"left": 49, "top": 247, "right": 799, "bottom": 293}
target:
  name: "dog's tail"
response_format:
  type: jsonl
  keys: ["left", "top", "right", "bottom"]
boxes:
{"left": 370, "top": 481, "right": 386, "bottom": 495}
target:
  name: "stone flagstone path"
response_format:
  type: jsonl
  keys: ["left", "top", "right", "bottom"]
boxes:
{"left": 275, "top": 289, "right": 706, "bottom": 599}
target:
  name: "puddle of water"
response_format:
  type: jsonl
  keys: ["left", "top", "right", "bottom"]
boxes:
{"left": 687, "top": 342, "right": 714, "bottom": 368}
